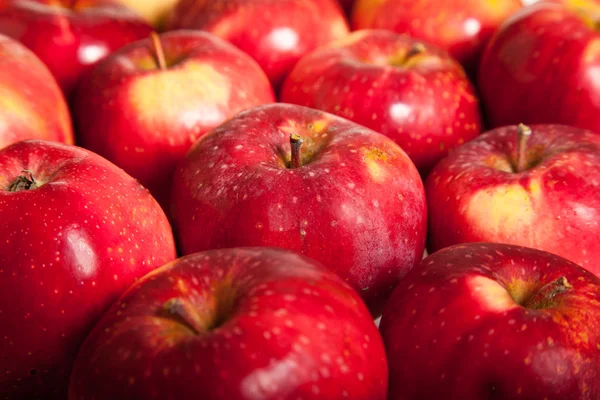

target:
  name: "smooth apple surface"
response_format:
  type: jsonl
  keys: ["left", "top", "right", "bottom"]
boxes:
{"left": 0, "top": 34, "right": 73, "bottom": 149}
{"left": 0, "top": 140, "right": 177, "bottom": 399}
{"left": 479, "top": 0, "right": 600, "bottom": 131}
{"left": 166, "top": 0, "right": 350, "bottom": 89}
{"left": 281, "top": 29, "right": 483, "bottom": 175}
{"left": 112, "top": 0, "right": 177, "bottom": 28}
{"left": 0, "top": 0, "right": 153, "bottom": 96}
{"left": 426, "top": 124, "right": 600, "bottom": 275}
{"left": 170, "top": 103, "right": 427, "bottom": 315}
{"left": 74, "top": 30, "right": 275, "bottom": 208}
{"left": 380, "top": 242, "right": 600, "bottom": 399}
{"left": 352, "top": 0, "right": 522, "bottom": 73}
{"left": 69, "top": 247, "right": 388, "bottom": 399}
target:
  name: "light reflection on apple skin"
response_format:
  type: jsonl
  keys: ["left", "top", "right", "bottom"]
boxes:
{"left": 65, "top": 228, "right": 98, "bottom": 281}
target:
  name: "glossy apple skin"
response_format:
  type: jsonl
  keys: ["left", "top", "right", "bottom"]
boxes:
{"left": 170, "top": 104, "right": 427, "bottom": 315}
{"left": 0, "top": 34, "right": 73, "bottom": 149}
{"left": 69, "top": 247, "right": 388, "bottom": 399}
{"left": 112, "top": 0, "right": 177, "bottom": 28}
{"left": 426, "top": 124, "right": 600, "bottom": 275}
{"left": 74, "top": 31, "right": 275, "bottom": 209}
{"left": 478, "top": 1, "right": 600, "bottom": 131}
{"left": 381, "top": 242, "right": 600, "bottom": 399}
{"left": 0, "top": 0, "right": 153, "bottom": 97}
{"left": 352, "top": 0, "right": 522, "bottom": 74}
{"left": 166, "top": 0, "right": 350, "bottom": 89}
{"left": 0, "top": 140, "right": 177, "bottom": 399}
{"left": 281, "top": 29, "right": 483, "bottom": 175}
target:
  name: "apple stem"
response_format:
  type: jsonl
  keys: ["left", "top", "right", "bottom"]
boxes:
{"left": 150, "top": 32, "right": 167, "bottom": 70}
{"left": 290, "top": 134, "right": 304, "bottom": 169}
{"left": 522, "top": 276, "right": 572, "bottom": 310}
{"left": 515, "top": 123, "right": 532, "bottom": 173}
{"left": 163, "top": 298, "right": 205, "bottom": 335}
{"left": 8, "top": 170, "right": 38, "bottom": 192}
{"left": 405, "top": 43, "right": 426, "bottom": 61}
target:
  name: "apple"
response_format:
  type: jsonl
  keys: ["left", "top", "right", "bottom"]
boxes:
{"left": 73, "top": 30, "right": 275, "bottom": 209}
{"left": 0, "top": 0, "right": 153, "bottom": 97}
{"left": 112, "top": 0, "right": 177, "bottom": 28}
{"left": 426, "top": 123, "right": 600, "bottom": 276}
{"left": 0, "top": 34, "right": 73, "bottom": 149}
{"left": 0, "top": 140, "right": 177, "bottom": 399}
{"left": 338, "top": 0, "right": 354, "bottom": 15}
{"left": 69, "top": 247, "right": 388, "bottom": 399}
{"left": 380, "top": 242, "right": 600, "bottom": 399}
{"left": 166, "top": 0, "right": 350, "bottom": 89}
{"left": 352, "top": 0, "right": 522, "bottom": 74}
{"left": 170, "top": 103, "right": 427, "bottom": 315}
{"left": 478, "top": 0, "right": 600, "bottom": 131}
{"left": 280, "top": 29, "right": 483, "bottom": 175}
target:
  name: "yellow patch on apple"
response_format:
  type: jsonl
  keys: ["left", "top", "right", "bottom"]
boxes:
{"left": 468, "top": 275, "right": 519, "bottom": 312}
{"left": 0, "top": 88, "right": 47, "bottom": 143}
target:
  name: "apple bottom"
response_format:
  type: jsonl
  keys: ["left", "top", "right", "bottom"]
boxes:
{"left": 69, "top": 248, "right": 388, "bottom": 399}
{"left": 380, "top": 242, "right": 600, "bottom": 400}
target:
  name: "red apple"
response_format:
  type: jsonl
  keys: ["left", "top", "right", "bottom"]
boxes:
{"left": 112, "top": 0, "right": 177, "bottom": 28}
{"left": 0, "top": 34, "right": 73, "bottom": 149}
{"left": 0, "top": 140, "right": 177, "bottom": 399}
{"left": 380, "top": 242, "right": 600, "bottom": 399}
{"left": 426, "top": 124, "right": 600, "bottom": 275}
{"left": 69, "top": 247, "right": 388, "bottom": 399}
{"left": 170, "top": 103, "right": 427, "bottom": 315}
{"left": 281, "top": 29, "right": 483, "bottom": 175}
{"left": 73, "top": 30, "right": 275, "bottom": 209}
{"left": 478, "top": 0, "right": 600, "bottom": 131}
{"left": 0, "top": 0, "right": 153, "bottom": 96}
{"left": 352, "top": 0, "right": 522, "bottom": 74}
{"left": 166, "top": 0, "right": 350, "bottom": 89}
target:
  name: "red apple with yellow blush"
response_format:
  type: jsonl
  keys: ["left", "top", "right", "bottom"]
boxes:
{"left": 166, "top": 0, "right": 350, "bottom": 89}
{"left": 381, "top": 242, "right": 600, "bottom": 399}
{"left": 0, "top": 34, "right": 73, "bottom": 149}
{"left": 426, "top": 124, "right": 600, "bottom": 275}
{"left": 352, "top": 0, "right": 522, "bottom": 74}
{"left": 479, "top": 0, "right": 600, "bottom": 131}
{"left": 73, "top": 30, "right": 275, "bottom": 208}
{"left": 0, "top": 0, "right": 153, "bottom": 96}
{"left": 281, "top": 29, "right": 483, "bottom": 175}
{"left": 170, "top": 103, "right": 427, "bottom": 316}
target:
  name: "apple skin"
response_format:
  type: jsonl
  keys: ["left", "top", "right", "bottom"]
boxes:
{"left": 111, "top": 0, "right": 178, "bottom": 28}
{"left": 0, "top": 0, "right": 153, "bottom": 97}
{"left": 380, "top": 242, "right": 600, "bottom": 399}
{"left": 280, "top": 29, "right": 483, "bottom": 175}
{"left": 170, "top": 103, "right": 427, "bottom": 315}
{"left": 426, "top": 124, "right": 600, "bottom": 275}
{"left": 0, "top": 34, "right": 73, "bottom": 149}
{"left": 479, "top": 0, "right": 600, "bottom": 131}
{"left": 166, "top": 0, "right": 350, "bottom": 89}
{"left": 68, "top": 247, "right": 388, "bottom": 399}
{"left": 73, "top": 30, "right": 275, "bottom": 209}
{"left": 0, "top": 140, "right": 177, "bottom": 399}
{"left": 352, "top": 0, "right": 522, "bottom": 74}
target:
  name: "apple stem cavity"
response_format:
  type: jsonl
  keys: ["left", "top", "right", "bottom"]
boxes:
{"left": 522, "top": 276, "right": 572, "bottom": 310}
{"left": 290, "top": 134, "right": 304, "bottom": 169}
{"left": 515, "top": 123, "right": 532, "bottom": 173}
{"left": 405, "top": 43, "right": 426, "bottom": 61}
{"left": 8, "top": 170, "right": 38, "bottom": 192}
{"left": 150, "top": 32, "right": 167, "bottom": 70}
{"left": 162, "top": 298, "right": 205, "bottom": 335}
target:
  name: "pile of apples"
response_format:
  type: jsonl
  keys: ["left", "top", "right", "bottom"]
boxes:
{"left": 1, "top": 0, "right": 599, "bottom": 399}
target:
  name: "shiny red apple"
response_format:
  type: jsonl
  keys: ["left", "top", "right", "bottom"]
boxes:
{"left": 170, "top": 103, "right": 427, "bottom": 315}
{"left": 426, "top": 123, "right": 600, "bottom": 275}
{"left": 380, "top": 242, "right": 600, "bottom": 399}
{"left": 0, "top": 34, "right": 73, "bottom": 149}
{"left": 73, "top": 30, "right": 275, "bottom": 208}
{"left": 479, "top": 0, "right": 600, "bottom": 131}
{"left": 0, "top": 140, "right": 177, "bottom": 399}
{"left": 112, "top": 0, "right": 177, "bottom": 28}
{"left": 166, "top": 0, "right": 350, "bottom": 89}
{"left": 69, "top": 247, "right": 388, "bottom": 399}
{"left": 352, "top": 0, "right": 522, "bottom": 74}
{"left": 281, "top": 29, "right": 483, "bottom": 175}
{"left": 0, "top": 0, "right": 153, "bottom": 96}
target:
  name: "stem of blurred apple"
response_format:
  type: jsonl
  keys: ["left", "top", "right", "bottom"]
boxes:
{"left": 163, "top": 298, "right": 205, "bottom": 335}
{"left": 522, "top": 276, "right": 572, "bottom": 309}
{"left": 150, "top": 32, "right": 167, "bottom": 70}
{"left": 515, "top": 123, "right": 532, "bottom": 172}
{"left": 406, "top": 43, "right": 426, "bottom": 60}
{"left": 8, "top": 170, "right": 38, "bottom": 192}
{"left": 290, "top": 134, "right": 304, "bottom": 169}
